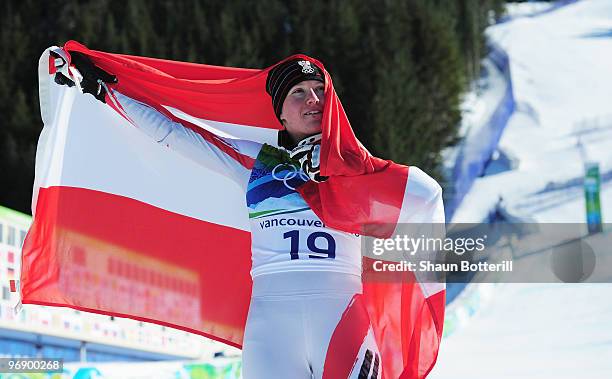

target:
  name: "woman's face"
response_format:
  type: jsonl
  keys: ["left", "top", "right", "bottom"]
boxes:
{"left": 280, "top": 80, "right": 325, "bottom": 143}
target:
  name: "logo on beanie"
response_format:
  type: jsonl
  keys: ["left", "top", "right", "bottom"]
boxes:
{"left": 298, "top": 60, "right": 316, "bottom": 74}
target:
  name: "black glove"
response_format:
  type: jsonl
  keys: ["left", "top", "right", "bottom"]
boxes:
{"left": 54, "top": 51, "right": 117, "bottom": 103}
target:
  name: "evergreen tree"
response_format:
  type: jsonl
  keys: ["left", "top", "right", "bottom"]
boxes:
{"left": 0, "top": 0, "right": 505, "bottom": 214}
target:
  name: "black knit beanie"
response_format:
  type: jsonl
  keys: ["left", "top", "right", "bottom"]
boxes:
{"left": 265, "top": 58, "right": 325, "bottom": 123}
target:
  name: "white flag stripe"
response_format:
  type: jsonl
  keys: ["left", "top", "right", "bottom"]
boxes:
{"left": 36, "top": 81, "right": 249, "bottom": 230}
{"left": 395, "top": 166, "right": 446, "bottom": 297}
{"left": 164, "top": 105, "right": 278, "bottom": 145}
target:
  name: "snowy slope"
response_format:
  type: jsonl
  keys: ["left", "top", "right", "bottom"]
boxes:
{"left": 452, "top": 0, "right": 612, "bottom": 223}
{"left": 431, "top": 2, "right": 612, "bottom": 378}
{"left": 430, "top": 282, "right": 612, "bottom": 379}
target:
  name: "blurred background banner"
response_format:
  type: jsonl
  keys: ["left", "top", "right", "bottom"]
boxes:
{"left": 584, "top": 162, "right": 603, "bottom": 234}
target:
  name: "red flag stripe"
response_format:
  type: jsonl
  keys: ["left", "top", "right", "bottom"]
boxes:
{"left": 48, "top": 55, "right": 57, "bottom": 74}
{"left": 22, "top": 186, "right": 253, "bottom": 346}
{"left": 322, "top": 294, "right": 371, "bottom": 379}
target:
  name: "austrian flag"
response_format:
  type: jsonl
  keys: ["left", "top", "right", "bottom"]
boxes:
{"left": 22, "top": 41, "right": 445, "bottom": 378}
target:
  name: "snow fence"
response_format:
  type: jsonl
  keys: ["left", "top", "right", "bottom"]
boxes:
{"left": 445, "top": 42, "right": 515, "bottom": 222}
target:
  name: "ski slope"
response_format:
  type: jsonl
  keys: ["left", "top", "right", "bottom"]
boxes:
{"left": 452, "top": 0, "right": 612, "bottom": 223}
{"left": 430, "top": 282, "right": 612, "bottom": 379}
{"left": 431, "top": 1, "right": 612, "bottom": 378}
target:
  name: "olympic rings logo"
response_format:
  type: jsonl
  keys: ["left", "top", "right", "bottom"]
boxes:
{"left": 271, "top": 163, "right": 309, "bottom": 190}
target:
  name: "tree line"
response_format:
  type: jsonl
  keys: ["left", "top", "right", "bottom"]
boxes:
{"left": 0, "top": 0, "right": 508, "bottom": 215}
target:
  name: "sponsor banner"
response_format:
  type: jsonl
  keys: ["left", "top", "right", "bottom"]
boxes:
{"left": 584, "top": 162, "right": 603, "bottom": 234}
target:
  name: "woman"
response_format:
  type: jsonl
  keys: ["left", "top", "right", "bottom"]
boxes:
{"left": 62, "top": 53, "right": 443, "bottom": 379}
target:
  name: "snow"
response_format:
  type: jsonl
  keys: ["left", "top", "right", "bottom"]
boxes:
{"left": 431, "top": 283, "right": 612, "bottom": 379}
{"left": 431, "top": 1, "right": 612, "bottom": 378}
{"left": 504, "top": 1, "right": 558, "bottom": 19}
{"left": 452, "top": 0, "right": 612, "bottom": 223}
{"left": 442, "top": 58, "right": 509, "bottom": 172}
